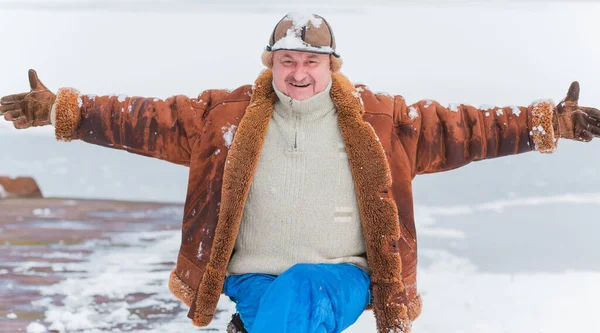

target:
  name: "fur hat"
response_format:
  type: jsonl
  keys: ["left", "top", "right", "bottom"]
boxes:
{"left": 262, "top": 13, "right": 343, "bottom": 73}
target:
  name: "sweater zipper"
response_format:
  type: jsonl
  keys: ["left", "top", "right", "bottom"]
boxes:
{"left": 291, "top": 99, "right": 298, "bottom": 150}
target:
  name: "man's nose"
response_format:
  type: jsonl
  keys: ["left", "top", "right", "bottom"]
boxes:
{"left": 291, "top": 66, "right": 309, "bottom": 82}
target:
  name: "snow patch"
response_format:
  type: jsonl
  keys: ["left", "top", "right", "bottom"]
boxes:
{"left": 221, "top": 124, "right": 237, "bottom": 149}
{"left": 26, "top": 322, "right": 47, "bottom": 333}
{"left": 532, "top": 99, "right": 554, "bottom": 107}
{"left": 6, "top": 313, "right": 17, "bottom": 319}
{"left": 480, "top": 104, "right": 494, "bottom": 111}
{"left": 510, "top": 105, "right": 521, "bottom": 116}
{"left": 284, "top": 12, "right": 324, "bottom": 29}
{"left": 48, "top": 321, "right": 65, "bottom": 333}
{"left": 197, "top": 241, "right": 204, "bottom": 260}
{"left": 448, "top": 103, "right": 460, "bottom": 112}
{"left": 0, "top": 184, "right": 6, "bottom": 199}
{"left": 33, "top": 208, "right": 52, "bottom": 217}
{"left": 408, "top": 106, "right": 419, "bottom": 120}
{"left": 270, "top": 13, "right": 333, "bottom": 54}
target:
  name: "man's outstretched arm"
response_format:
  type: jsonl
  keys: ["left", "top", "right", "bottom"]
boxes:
{"left": 0, "top": 69, "right": 206, "bottom": 166}
{"left": 394, "top": 81, "right": 600, "bottom": 176}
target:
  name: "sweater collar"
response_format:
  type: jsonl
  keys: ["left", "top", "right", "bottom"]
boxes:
{"left": 272, "top": 78, "right": 335, "bottom": 123}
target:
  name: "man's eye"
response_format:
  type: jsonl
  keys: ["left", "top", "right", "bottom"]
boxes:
{"left": 283, "top": 61, "right": 293, "bottom": 65}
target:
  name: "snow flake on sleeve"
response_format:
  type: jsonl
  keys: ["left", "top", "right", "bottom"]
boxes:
{"left": 510, "top": 105, "right": 521, "bottom": 117}
{"left": 496, "top": 109, "right": 504, "bottom": 116}
{"left": 448, "top": 103, "right": 460, "bottom": 112}
{"left": 117, "top": 94, "right": 128, "bottom": 103}
{"left": 197, "top": 241, "right": 204, "bottom": 260}
{"left": 153, "top": 98, "right": 160, "bottom": 102}
{"left": 377, "top": 91, "right": 394, "bottom": 98}
{"left": 221, "top": 124, "right": 238, "bottom": 149}
{"left": 85, "top": 94, "right": 96, "bottom": 101}
{"left": 532, "top": 99, "right": 554, "bottom": 107}
{"left": 352, "top": 91, "right": 364, "bottom": 105}
{"left": 480, "top": 104, "right": 494, "bottom": 111}
{"left": 127, "top": 105, "right": 132, "bottom": 113}
{"left": 485, "top": 112, "right": 490, "bottom": 116}
{"left": 424, "top": 100, "right": 433, "bottom": 108}
{"left": 77, "top": 96, "right": 83, "bottom": 108}
{"left": 408, "top": 106, "right": 419, "bottom": 120}
{"left": 533, "top": 124, "right": 546, "bottom": 135}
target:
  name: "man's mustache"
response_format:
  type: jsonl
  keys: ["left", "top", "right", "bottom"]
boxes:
{"left": 285, "top": 78, "right": 314, "bottom": 85}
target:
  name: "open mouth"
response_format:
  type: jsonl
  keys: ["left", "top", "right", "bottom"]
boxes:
{"left": 289, "top": 82, "right": 311, "bottom": 88}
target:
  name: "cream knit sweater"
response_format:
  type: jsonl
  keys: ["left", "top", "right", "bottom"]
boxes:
{"left": 226, "top": 79, "right": 369, "bottom": 276}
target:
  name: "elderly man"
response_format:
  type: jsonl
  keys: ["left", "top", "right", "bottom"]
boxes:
{"left": 1, "top": 12, "right": 599, "bottom": 333}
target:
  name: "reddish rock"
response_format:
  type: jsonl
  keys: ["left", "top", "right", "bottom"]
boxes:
{"left": 0, "top": 176, "right": 43, "bottom": 199}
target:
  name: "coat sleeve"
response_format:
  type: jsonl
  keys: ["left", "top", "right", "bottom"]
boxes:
{"left": 51, "top": 87, "right": 209, "bottom": 167}
{"left": 393, "top": 96, "right": 557, "bottom": 176}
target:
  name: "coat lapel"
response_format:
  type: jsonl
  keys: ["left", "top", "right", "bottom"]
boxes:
{"left": 330, "top": 73, "right": 404, "bottom": 284}
{"left": 189, "top": 70, "right": 276, "bottom": 325}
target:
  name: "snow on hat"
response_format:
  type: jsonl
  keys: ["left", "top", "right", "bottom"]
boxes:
{"left": 266, "top": 13, "right": 340, "bottom": 58}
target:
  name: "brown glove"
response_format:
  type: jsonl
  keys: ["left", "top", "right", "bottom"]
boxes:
{"left": 0, "top": 69, "right": 56, "bottom": 129}
{"left": 554, "top": 81, "right": 600, "bottom": 142}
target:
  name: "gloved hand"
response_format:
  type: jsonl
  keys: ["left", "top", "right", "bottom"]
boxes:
{"left": 555, "top": 81, "right": 600, "bottom": 142}
{"left": 0, "top": 69, "right": 56, "bottom": 129}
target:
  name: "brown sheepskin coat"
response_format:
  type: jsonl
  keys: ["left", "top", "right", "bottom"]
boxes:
{"left": 52, "top": 69, "right": 555, "bottom": 332}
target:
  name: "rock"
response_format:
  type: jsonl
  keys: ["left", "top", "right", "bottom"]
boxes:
{"left": 0, "top": 176, "right": 43, "bottom": 199}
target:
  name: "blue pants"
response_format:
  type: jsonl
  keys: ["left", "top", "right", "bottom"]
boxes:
{"left": 224, "top": 263, "right": 371, "bottom": 333}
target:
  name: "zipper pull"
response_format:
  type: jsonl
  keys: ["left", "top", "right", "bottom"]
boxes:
{"left": 294, "top": 132, "right": 297, "bottom": 149}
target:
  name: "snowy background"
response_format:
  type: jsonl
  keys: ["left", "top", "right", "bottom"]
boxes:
{"left": 1, "top": 1, "right": 600, "bottom": 332}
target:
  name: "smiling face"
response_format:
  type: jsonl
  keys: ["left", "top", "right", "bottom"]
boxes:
{"left": 272, "top": 50, "right": 332, "bottom": 101}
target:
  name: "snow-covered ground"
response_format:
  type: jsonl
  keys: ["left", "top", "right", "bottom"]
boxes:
{"left": 1, "top": 2, "right": 600, "bottom": 332}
